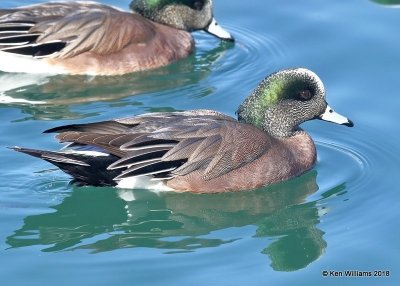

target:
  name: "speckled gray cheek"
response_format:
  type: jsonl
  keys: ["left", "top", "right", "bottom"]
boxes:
{"left": 262, "top": 101, "right": 307, "bottom": 137}
{"left": 156, "top": 6, "right": 187, "bottom": 29}
{"left": 266, "top": 96, "right": 328, "bottom": 137}
{"left": 237, "top": 68, "right": 328, "bottom": 138}
{"left": 131, "top": 0, "right": 213, "bottom": 31}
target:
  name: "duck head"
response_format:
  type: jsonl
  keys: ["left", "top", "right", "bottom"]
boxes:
{"left": 237, "top": 68, "right": 353, "bottom": 137}
{"left": 130, "top": 0, "right": 234, "bottom": 41}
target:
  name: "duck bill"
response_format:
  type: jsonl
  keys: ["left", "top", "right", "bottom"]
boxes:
{"left": 319, "top": 105, "right": 354, "bottom": 127}
{"left": 204, "top": 18, "right": 234, "bottom": 42}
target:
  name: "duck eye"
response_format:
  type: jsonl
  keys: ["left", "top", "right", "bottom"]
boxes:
{"left": 298, "top": 90, "right": 313, "bottom": 101}
{"left": 193, "top": 0, "right": 204, "bottom": 10}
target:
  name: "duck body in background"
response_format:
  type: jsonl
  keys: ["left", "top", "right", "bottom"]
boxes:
{"left": 0, "top": 0, "right": 234, "bottom": 75}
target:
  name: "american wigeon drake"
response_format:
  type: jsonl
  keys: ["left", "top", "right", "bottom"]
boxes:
{"left": 13, "top": 68, "right": 353, "bottom": 193}
{"left": 0, "top": 0, "right": 233, "bottom": 75}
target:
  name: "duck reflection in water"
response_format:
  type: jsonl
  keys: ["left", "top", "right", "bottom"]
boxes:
{"left": 6, "top": 171, "right": 345, "bottom": 271}
{"left": 0, "top": 37, "right": 233, "bottom": 121}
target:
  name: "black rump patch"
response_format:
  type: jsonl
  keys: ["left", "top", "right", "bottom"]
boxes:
{"left": 3, "top": 41, "right": 66, "bottom": 57}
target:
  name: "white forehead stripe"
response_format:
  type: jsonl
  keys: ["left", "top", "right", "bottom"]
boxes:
{"left": 280, "top": 68, "right": 325, "bottom": 95}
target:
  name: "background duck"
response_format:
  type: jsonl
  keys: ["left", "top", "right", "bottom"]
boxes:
{"left": 12, "top": 68, "right": 353, "bottom": 193}
{"left": 0, "top": 0, "right": 234, "bottom": 75}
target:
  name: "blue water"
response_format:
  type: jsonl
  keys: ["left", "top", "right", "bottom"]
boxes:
{"left": 0, "top": 0, "right": 399, "bottom": 285}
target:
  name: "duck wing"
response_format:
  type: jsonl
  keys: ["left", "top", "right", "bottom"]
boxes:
{"left": 34, "top": 110, "right": 274, "bottom": 184}
{"left": 0, "top": 2, "right": 155, "bottom": 58}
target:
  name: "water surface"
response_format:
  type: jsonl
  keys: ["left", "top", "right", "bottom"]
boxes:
{"left": 0, "top": 0, "right": 399, "bottom": 285}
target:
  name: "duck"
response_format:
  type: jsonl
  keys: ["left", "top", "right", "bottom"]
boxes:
{"left": 12, "top": 68, "right": 354, "bottom": 193}
{"left": 0, "top": 0, "right": 234, "bottom": 75}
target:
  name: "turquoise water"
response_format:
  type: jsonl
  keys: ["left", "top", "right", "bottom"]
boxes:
{"left": 0, "top": 0, "right": 399, "bottom": 285}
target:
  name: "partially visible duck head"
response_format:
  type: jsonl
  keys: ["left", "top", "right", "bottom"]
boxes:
{"left": 237, "top": 68, "right": 354, "bottom": 137}
{"left": 130, "top": 0, "right": 234, "bottom": 41}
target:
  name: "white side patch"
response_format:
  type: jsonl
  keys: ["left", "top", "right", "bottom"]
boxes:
{"left": 117, "top": 176, "right": 173, "bottom": 193}
{"left": 0, "top": 51, "right": 66, "bottom": 74}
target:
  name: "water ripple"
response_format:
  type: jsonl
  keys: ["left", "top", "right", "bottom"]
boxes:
{"left": 208, "top": 24, "right": 288, "bottom": 82}
{"left": 317, "top": 140, "right": 369, "bottom": 175}
{"left": 314, "top": 125, "right": 394, "bottom": 204}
